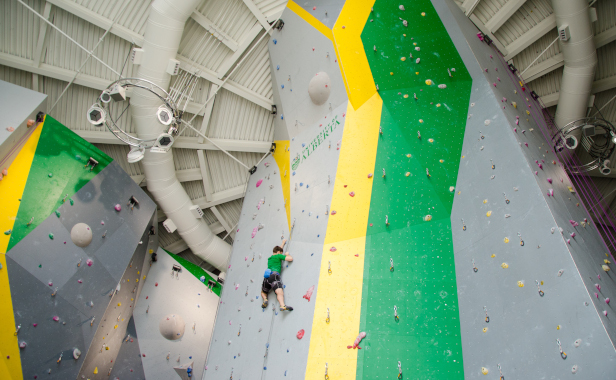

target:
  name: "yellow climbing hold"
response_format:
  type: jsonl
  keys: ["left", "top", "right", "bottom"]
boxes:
{"left": 462, "top": 155, "right": 465, "bottom": 158}
{"left": 425, "top": 79, "right": 432, "bottom": 85}
{"left": 403, "top": 94, "right": 409, "bottom": 98}
{"left": 105, "top": 346, "right": 109, "bottom": 350}
{"left": 439, "top": 159, "right": 444, "bottom": 163}
{"left": 557, "top": 325, "right": 561, "bottom": 330}
{"left": 405, "top": 172, "right": 410, "bottom": 177}
{"left": 428, "top": 138, "right": 434, "bottom": 143}
{"left": 401, "top": 57, "right": 406, "bottom": 61}
{"left": 94, "top": 367, "right": 98, "bottom": 374}
{"left": 406, "top": 154, "right": 412, "bottom": 158}
{"left": 137, "top": 271, "right": 140, "bottom": 274}
{"left": 501, "top": 263, "right": 508, "bottom": 269}
{"left": 390, "top": 72, "right": 394, "bottom": 76}
{"left": 403, "top": 34, "right": 406, "bottom": 37}
{"left": 127, "top": 279, "right": 130, "bottom": 282}
{"left": 143, "top": 275, "right": 146, "bottom": 279}
{"left": 136, "top": 279, "right": 139, "bottom": 282}
{"left": 603, "top": 265, "right": 611, "bottom": 272}
{"left": 457, "top": 191, "right": 461, "bottom": 194}
{"left": 419, "top": 119, "right": 424, "bottom": 123}
{"left": 605, "top": 259, "right": 611, "bottom": 264}
{"left": 483, "top": 199, "right": 488, "bottom": 204}
{"left": 491, "top": 254, "right": 496, "bottom": 258}
{"left": 481, "top": 367, "right": 488, "bottom": 375}
{"left": 415, "top": 72, "right": 419, "bottom": 75}
{"left": 526, "top": 110, "right": 530, "bottom": 115}
{"left": 421, "top": 12, "right": 426, "bottom": 16}
{"left": 114, "top": 324, "right": 118, "bottom": 329}
{"left": 413, "top": 42, "right": 417, "bottom": 46}
{"left": 486, "top": 211, "right": 492, "bottom": 217}
{"left": 504, "top": 237, "right": 509, "bottom": 243}
{"left": 436, "top": 103, "right": 441, "bottom": 107}
{"left": 483, "top": 327, "right": 488, "bottom": 333}
{"left": 540, "top": 281, "right": 544, "bottom": 285}
{"left": 518, "top": 281, "right": 524, "bottom": 287}
{"left": 117, "top": 303, "right": 121, "bottom": 306}
{"left": 424, "top": 215, "right": 432, "bottom": 222}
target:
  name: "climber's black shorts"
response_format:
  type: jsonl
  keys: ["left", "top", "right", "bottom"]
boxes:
{"left": 262, "top": 272, "right": 283, "bottom": 293}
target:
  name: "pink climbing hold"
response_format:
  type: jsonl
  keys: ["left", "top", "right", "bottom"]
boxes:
{"left": 53, "top": 316, "right": 59, "bottom": 322}
{"left": 303, "top": 285, "right": 315, "bottom": 301}
{"left": 342, "top": 113, "right": 346, "bottom": 117}
{"left": 349, "top": 192, "right": 355, "bottom": 197}
{"left": 514, "top": 128, "right": 517, "bottom": 132}
{"left": 535, "top": 171, "right": 538, "bottom": 176}
{"left": 296, "top": 329, "right": 305, "bottom": 339}
{"left": 245, "top": 257, "right": 248, "bottom": 261}
{"left": 596, "top": 292, "right": 599, "bottom": 298}
{"left": 256, "top": 179, "right": 263, "bottom": 188}
{"left": 570, "top": 232, "right": 576, "bottom": 238}
{"left": 569, "top": 220, "right": 579, "bottom": 227}
{"left": 493, "top": 83, "right": 497, "bottom": 87}
{"left": 538, "top": 164, "right": 543, "bottom": 169}
{"left": 32, "top": 323, "right": 37, "bottom": 327}
{"left": 606, "top": 298, "right": 610, "bottom": 304}
{"left": 86, "top": 259, "right": 93, "bottom": 267}
{"left": 347, "top": 332, "right": 367, "bottom": 349}
{"left": 155, "top": 282, "right": 158, "bottom": 287}
{"left": 331, "top": 211, "right": 337, "bottom": 215}
{"left": 524, "top": 142, "right": 528, "bottom": 147}
{"left": 48, "top": 282, "right": 53, "bottom": 287}
{"left": 547, "top": 189, "right": 553, "bottom": 196}
{"left": 235, "top": 284, "right": 239, "bottom": 290}
{"left": 229, "top": 320, "right": 232, "bottom": 325}
{"left": 312, "top": 6, "right": 316, "bottom": 10}
{"left": 114, "top": 204, "right": 121, "bottom": 212}
{"left": 596, "top": 284, "right": 601, "bottom": 291}
{"left": 368, "top": 173, "right": 373, "bottom": 178}
{"left": 77, "top": 279, "right": 83, "bottom": 283}
{"left": 312, "top": 47, "right": 315, "bottom": 51}
{"left": 604, "top": 310, "right": 608, "bottom": 316}
{"left": 567, "top": 239, "right": 571, "bottom": 244}
{"left": 330, "top": 247, "right": 337, "bottom": 252}
{"left": 251, "top": 227, "right": 258, "bottom": 238}
{"left": 547, "top": 178, "right": 552, "bottom": 184}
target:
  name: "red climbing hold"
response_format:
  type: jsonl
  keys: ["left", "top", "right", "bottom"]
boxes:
{"left": 297, "top": 329, "right": 305, "bottom": 339}
{"left": 349, "top": 192, "right": 355, "bottom": 197}
{"left": 354, "top": 254, "right": 359, "bottom": 257}
{"left": 331, "top": 211, "right": 337, "bottom": 215}
{"left": 155, "top": 283, "right": 158, "bottom": 287}
{"left": 330, "top": 247, "right": 337, "bottom": 252}
{"left": 344, "top": 185, "right": 347, "bottom": 188}
{"left": 303, "top": 285, "right": 315, "bottom": 301}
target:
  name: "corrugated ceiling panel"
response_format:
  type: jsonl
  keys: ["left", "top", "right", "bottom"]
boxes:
{"left": 93, "top": 143, "right": 144, "bottom": 177}
{"left": 206, "top": 150, "right": 261, "bottom": 192}
{"left": 0, "top": 0, "right": 45, "bottom": 59}
{"left": 0, "top": 65, "right": 33, "bottom": 89}
{"left": 217, "top": 198, "right": 243, "bottom": 227}
{"left": 528, "top": 66, "right": 562, "bottom": 96}
{"left": 596, "top": 40, "right": 616, "bottom": 82}
{"left": 208, "top": 88, "right": 274, "bottom": 141}
{"left": 157, "top": 224, "right": 183, "bottom": 246}
{"left": 473, "top": 0, "right": 507, "bottom": 25}
{"left": 513, "top": 29, "right": 560, "bottom": 73}
{"left": 495, "top": 0, "right": 553, "bottom": 46}
{"left": 202, "top": 207, "right": 219, "bottom": 225}
{"left": 172, "top": 148, "right": 200, "bottom": 171}
{"left": 44, "top": 7, "right": 137, "bottom": 81}
{"left": 229, "top": 37, "right": 273, "bottom": 98}
{"left": 253, "top": 0, "right": 288, "bottom": 20}
{"left": 70, "top": 0, "right": 151, "bottom": 35}
{"left": 178, "top": 18, "right": 232, "bottom": 73}
{"left": 594, "top": 0, "right": 616, "bottom": 35}
{"left": 41, "top": 77, "right": 135, "bottom": 133}
{"left": 196, "top": 0, "right": 257, "bottom": 42}
{"left": 595, "top": 88, "right": 616, "bottom": 126}
{"left": 182, "top": 179, "right": 207, "bottom": 200}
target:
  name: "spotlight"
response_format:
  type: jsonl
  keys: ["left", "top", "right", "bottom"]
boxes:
{"left": 600, "top": 165, "right": 611, "bottom": 175}
{"left": 87, "top": 105, "right": 106, "bottom": 126}
{"left": 157, "top": 105, "right": 174, "bottom": 126}
{"left": 150, "top": 133, "right": 174, "bottom": 153}
{"left": 100, "top": 90, "right": 112, "bottom": 103}
{"left": 109, "top": 84, "right": 126, "bottom": 102}
{"left": 564, "top": 135, "right": 578, "bottom": 150}
{"left": 127, "top": 145, "right": 145, "bottom": 163}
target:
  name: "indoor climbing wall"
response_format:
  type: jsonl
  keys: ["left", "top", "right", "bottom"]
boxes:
{"left": 131, "top": 248, "right": 222, "bottom": 380}
{"left": 0, "top": 115, "right": 158, "bottom": 380}
{"left": 433, "top": 0, "right": 616, "bottom": 377}
{"left": 204, "top": 2, "right": 351, "bottom": 379}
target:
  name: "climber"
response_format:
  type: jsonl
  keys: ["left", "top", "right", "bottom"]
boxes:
{"left": 261, "top": 239, "right": 293, "bottom": 311}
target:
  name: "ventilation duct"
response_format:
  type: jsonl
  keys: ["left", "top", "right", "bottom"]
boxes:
{"left": 131, "top": 0, "right": 231, "bottom": 272}
{"left": 552, "top": 0, "right": 597, "bottom": 135}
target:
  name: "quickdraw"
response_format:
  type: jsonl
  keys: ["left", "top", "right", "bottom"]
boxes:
{"left": 490, "top": 159, "right": 495, "bottom": 169}
{"left": 326, "top": 308, "right": 330, "bottom": 324}
{"left": 461, "top": 219, "right": 466, "bottom": 231}
{"left": 557, "top": 339, "right": 567, "bottom": 359}
{"left": 472, "top": 259, "right": 478, "bottom": 273}
{"left": 398, "top": 361, "right": 402, "bottom": 379}
{"left": 536, "top": 280, "right": 544, "bottom": 297}
{"left": 390, "top": 258, "right": 394, "bottom": 272}
{"left": 394, "top": 305, "right": 399, "bottom": 321}
{"left": 484, "top": 306, "right": 490, "bottom": 323}
{"left": 498, "top": 363, "right": 504, "bottom": 380}
{"left": 328, "top": 261, "right": 332, "bottom": 275}
{"left": 325, "top": 363, "right": 329, "bottom": 380}
{"left": 518, "top": 232, "right": 524, "bottom": 246}
{"left": 503, "top": 192, "right": 510, "bottom": 204}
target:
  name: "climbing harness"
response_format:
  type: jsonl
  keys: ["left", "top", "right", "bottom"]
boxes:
{"left": 535, "top": 280, "right": 544, "bottom": 297}
{"left": 484, "top": 306, "right": 489, "bottom": 323}
{"left": 556, "top": 339, "right": 567, "bottom": 359}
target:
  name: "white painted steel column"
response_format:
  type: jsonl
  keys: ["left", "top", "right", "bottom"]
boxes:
{"left": 132, "top": 0, "right": 231, "bottom": 272}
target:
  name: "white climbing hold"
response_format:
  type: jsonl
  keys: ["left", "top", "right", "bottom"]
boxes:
{"left": 416, "top": 58, "right": 420, "bottom": 63}
{"left": 438, "top": 84, "right": 447, "bottom": 89}
{"left": 484, "top": 120, "right": 491, "bottom": 126}
{"left": 399, "top": 5, "right": 405, "bottom": 10}
{"left": 73, "top": 348, "right": 81, "bottom": 359}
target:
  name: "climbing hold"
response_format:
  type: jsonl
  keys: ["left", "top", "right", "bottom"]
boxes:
{"left": 481, "top": 367, "right": 488, "bottom": 375}
{"left": 572, "top": 365, "right": 578, "bottom": 374}
{"left": 256, "top": 179, "right": 263, "bottom": 187}
{"left": 486, "top": 211, "right": 492, "bottom": 217}
{"left": 517, "top": 281, "right": 524, "bottom": 287}
{"left": 501, "top": 263, "right": 508, "bottom": 269}
{"left": 438, "top": 84, "right": 446, "bottom": 89}
{"left": 484, "top": 120, "right": 490, "bottom": 126}
{"left": 303, "top": 285, "right": 315, "bottom": 301}
{"left": 482, "top": 327, "right": 488, "bottom": 333}
{"left": 19, "top": 341, "right": 26, "bottom": 349}
{"left": 425, "top": 79, "right": 432, "bottom": 85}
{"left": 49, "top": 233, "right": 54, "bottom": 240}
{"left": 504, "top": 237, "right": 509, "bottom": 243}
{"left": 349, "top": 192, "right": 355, "bottom": 197}
{"left": 53, "top": 316, "right": 59, "bottom": 322}
{"left": 368, "top": 173, "right": 373, "bottom": 178}
{"left": 296, "top": 329, "right": 305, "bottom": 339}
{"left": 424, "top": 215, "right": 432, "bottom": 222}
{"left": 114, "top": 204, "right": 121, "bottom": 212}
{"left": 329, "top": 247, "right": 337, "bottom": 252}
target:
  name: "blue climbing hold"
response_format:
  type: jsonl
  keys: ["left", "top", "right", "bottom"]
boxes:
{"left": 266, "top": 343, "right": 269, "bottom": 348}
{"left": 234, "top": 356, "right": 236, "bottom": 359}
{"left": 264, "top": 367, "right": 267, "bottom": 370}
{"left": 311, "top": 253, "right": 314, "bottom": 256}
{"left": 287, "top": 349, "right": 289, "bottom": 353}
{"left": 256, "top": 296, "right": 259, "bottom": 299}
{"left": 317, "top": 216, "right": 319, "bottom": 219}
{"left": 290, "top": 89, "right": 292, "bottom": 92}
{"left": 273, "top": 39, "right": 277, "bottom": 44}
{"left": 306, "top": 184, "right": 309, "bottom": 188}
{"left": 302, "top": 143, "right": 306, "bottom": 147}
{"left": 281, "top": 85, "right": 284, "bottom": 89}
{"left": 302, "top": 210, "right": 304, "bottom": 212}
{"left": 281, "top": 115, "right": 284, "bottom": 120}
{"left": 300, "top": 183, "right": 303, "bottom": 186}
{"left": 189, "top": 356, "right": 192, "bottom": 360}
{"left": 285, "top": 370, "right": 288, "bottom": 376}
{"left": 200, "top": 275, "right": 205, "bottom": 282}
{"left": 292, "top": 171, "right": 296, "bottom": 176}
{"left": 276, "top": 65, "right": 280, "bottom": 70}
{"left": 317, "top": 234, "right": 320, "bottom": 237}
{"left": 283, "top": 285, "right": 286, "bottom": 288}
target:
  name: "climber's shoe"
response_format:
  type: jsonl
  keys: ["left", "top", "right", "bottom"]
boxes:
{"left": 262, "top": 299, "right": 268, "bottom": 309}
{"left": 280, "top": 305, "right": 293, "bottom": 311}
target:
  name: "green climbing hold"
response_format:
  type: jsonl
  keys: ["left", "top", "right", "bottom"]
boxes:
{"left": 69, "top": 198, "right": 74, "bottom": 206}
{"left": 4, "top": 229, "right": 12, "bottom": 235}
{"left": 38, "top": 264, "right": 42, "bottom": 268}
{"left": 49, "top": 233, "right": 54, "bottom": 240}
{"left": 55, "top": 211, "right": 61, "bottom": 218}
{"left": 48, "top": 173, "right": 53, "bottom": 178}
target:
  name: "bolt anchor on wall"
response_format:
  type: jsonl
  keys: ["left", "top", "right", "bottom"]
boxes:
{"left": 535, "top": 280, "right": 545, "bottom": 296}
{"left": 557, "top": 339, "right": 567, "bottom": 359}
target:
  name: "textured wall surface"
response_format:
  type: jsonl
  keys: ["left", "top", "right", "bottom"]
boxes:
{"left": 134, "top": 248, "right": 221, "bottom": 380}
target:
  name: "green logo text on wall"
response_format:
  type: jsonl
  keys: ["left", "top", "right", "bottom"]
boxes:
{"left": 292, "top": 115, "right": 340, "bottom": 170}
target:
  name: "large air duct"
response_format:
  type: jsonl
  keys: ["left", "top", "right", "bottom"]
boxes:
{"left": 131, "top": 0, "right": 231, "bottom": 272}
{"left": 552, "top": 0, "right": 597, "bottom": 134}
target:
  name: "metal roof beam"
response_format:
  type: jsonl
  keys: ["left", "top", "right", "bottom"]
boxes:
{"left": 131, "top": 168, "right": 203, "bottom": 187}
{"left": 504, "top": 14, "right": 556, "bottom": 61}
{"left": 190, "top": 11, "right": 238, "bottom": 51}
{"left": 539, "top": 75, "right": 616, "bottom": 107}
{"left": 197, "top": 150, "right": 213, "bottom": 202}
{"left": 46, "top": 0, "right": 144, "bottom": 46}
{"left": 462, "top": 0, "right": 481, "bottom": 15}
{"left": 468, "top": 15, "right": 509, "bottom": 55}
{"left": 217, "top": 23, "right": 263, "bottom": 79}
{"left": 210, "top": 206, "right": 232, "bottom": 233}
{"left": 485, "top": 0, "right": 527, "bottom": 33}
{"left": 198, "top": 84, "right": 218, "bottom": 143}
{"left": 33, "top": 2, "right": 53, "bottom": 67}
{"left": 177, "top": 56, "right": 273, "bottom": 110}
{"left": 242, "top": 0, "right": 270, "bottom": 29}
{"left": 75, "top": 130, "right": 271, "bottom": 153}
